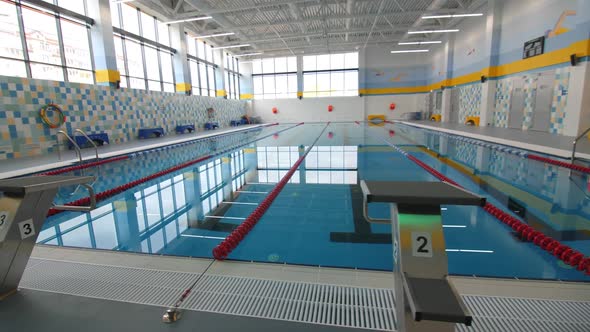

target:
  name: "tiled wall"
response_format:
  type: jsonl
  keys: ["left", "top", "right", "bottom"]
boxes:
{"left": 521, "top": 76, "right": 536, "bottom": 130}
{"left": 492, "top": 79, "right": 512, "bottom": 128}
{"left": 550, "top": 67, "right": 570, "bottom": 135}
{"left": 0, "top": 76, "right": 247, "bottom": 160}
{"left": 458, "top": 84, "right": 482, "bottom": 123}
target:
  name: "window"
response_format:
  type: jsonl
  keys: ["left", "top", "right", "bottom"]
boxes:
{"left": 231, "top": 150, "right": 246, "bottom": 191}
{"left": 225, "top": 53, "right": 240, "bottom": 99}
{"left": 304, "top": 146, "right": 358, "bottom": 184}
{"left": 303, "top": 52, "right": 358, "bottom": 97}
{"left": 198, "top": 159, "right": 224, "bottom": 215}
{"left": 0, "top": 0, "right": 94, "bottom": 83}
{"left": 252, "top": 56, "right": 297, "bottom": 99}
{"left": 256, "top": 146, "right": 300, "bottom": 184}
{"left": 186, "top": 35, "right": 217, "bottom": 97}
{"left": 112, "top": 3, "right": 174, "bottom": 91}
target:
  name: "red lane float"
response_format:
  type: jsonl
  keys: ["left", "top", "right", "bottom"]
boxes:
{"left": 40, "top": 155, "right": 129, "bottom": 176}
{"left": 527, "top": 154, "right": 590, "bottom": 174}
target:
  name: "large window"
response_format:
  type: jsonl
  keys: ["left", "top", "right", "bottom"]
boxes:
{"left": 186, "top": 35, "right": 217, "bottom": 97}
{"left": 0, "top": 0, "right": 94, "bottom": 83}
{"left": 111, "top": 3, "right": 174, "bottom": 92}
{"left": 225, "top": 53, "right": 240, "bottom": 99}
{"left": 303, "top": 52, "right": 358, "bottom": 97}
{"left": 252, "top": 56, "right": 297, "bottom": 99}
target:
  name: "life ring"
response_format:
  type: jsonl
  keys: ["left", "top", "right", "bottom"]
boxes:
{"left": 40, "top": 103, "right": 66, "bottom": 128}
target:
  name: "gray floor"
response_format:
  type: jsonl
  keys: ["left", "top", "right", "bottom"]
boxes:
{"left": 403, "top": 121, "right": 590, "bottom": 160}
{"left": 0, "top": 125, "right": 262, "bottom": 179}
{"left": 0, "top": 289, "right": 371, "bottom": 332}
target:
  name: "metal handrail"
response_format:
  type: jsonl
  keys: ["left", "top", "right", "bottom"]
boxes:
{"left": 57, "top": 130, "right": 83, "bottom": 164}
{"left": 75, "top": 128, "right": 99, "bottom": 161}
{"left": 571, "top": 127, "right": 590, "bottom": 162}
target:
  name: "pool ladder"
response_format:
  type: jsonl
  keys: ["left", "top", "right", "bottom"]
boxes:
{"left": 571, "top": 127, "right": 590, "bottom": 163}
{"left": 56, "top": 129, "right": 99, "bottom": 163}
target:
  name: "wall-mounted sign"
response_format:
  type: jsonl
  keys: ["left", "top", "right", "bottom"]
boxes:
{"left": 523, "top": 36, "right": 545, "bottom": 59}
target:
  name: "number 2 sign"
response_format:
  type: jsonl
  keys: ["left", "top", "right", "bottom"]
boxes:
{"left": 411, "top": 232, "right": 433, "bottom": 258}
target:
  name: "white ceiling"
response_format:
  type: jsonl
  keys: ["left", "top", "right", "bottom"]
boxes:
{"left": 134, "top": 0, "right": 488, "bottom": 57}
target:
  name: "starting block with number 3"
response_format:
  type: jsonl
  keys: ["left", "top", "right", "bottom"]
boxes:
{"left": 360, "top": 180, "right": 485, "bottom": 332}
{"left": 0, "top": 175, "right": 96, "bottom": 299}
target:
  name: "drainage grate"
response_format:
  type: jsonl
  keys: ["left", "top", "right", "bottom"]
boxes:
{"left": 19, "top": 258, "right": 590, "bottom": 332}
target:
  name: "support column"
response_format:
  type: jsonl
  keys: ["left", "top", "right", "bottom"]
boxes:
{"left": 479, "top": 0, "right": 502, "bottom": 127}
{"left": 183, "top": 170, "right": 204, "bottom": 228}
{"left": 169, "top": 24, "right": 191, "bottom": 94}
{"left": 298, "top": 145, "right": 306, "bottom": 183}
{"left": 221, "top": 155, "right": 233, "bottom": 200}
{"left": 239, "top": 61, "right": 253, "bottom": 100}
{"left": 87, "top": 0, "right": 119, "bottom": 87}
{"left": 440, "top": 89, "right": 452, "bottom": 122}
{"left": 243, "top": 146, "right": 258, "bottom": 183}
{"left": 297, "top": 55, "right": 303, "bottom": 99}
{"left": 440, "top": 36, "right": 454, "bottom": 123}
{"left": 215, "top": 50, "right": 226, "bottom": 98}
{"left": 113, "top": 195, "right": 141, "bottom": 252}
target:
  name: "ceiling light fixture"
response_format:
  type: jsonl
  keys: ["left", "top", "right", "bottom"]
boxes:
{"left": 164, "top": 16, "right": 212, "bottom": 24}
{"left": 422, "top": 13, "right": 484, "bottom": 19}
{"left": 391, "top": 49, "right": 429, "bottom": 54}
{"left": 111, "top": 0, "right": 134, "bottom": 3}
{"left": 398, "top": 41, "right": 442, "bottom": 45}
{"left": 214, "top": 44, "right": 251, "bottom": 49}
{"left": 234, "top": 52, "right": 263, "bottom": 57}
{"left": 195, "top": 32, "right": 235, "bottom": 38}
{"left": 408, "top": 29, "right": 459, "bottom": 34}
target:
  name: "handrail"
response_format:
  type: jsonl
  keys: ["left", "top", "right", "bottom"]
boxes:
{"left": 75, "top": 128, "right": 99, "bottom": 161}
{"left": 572, "top": 127, "right": 590, "bottom": 162}
{"left": 57, "top": 130, "right": 83, "bottom": 165}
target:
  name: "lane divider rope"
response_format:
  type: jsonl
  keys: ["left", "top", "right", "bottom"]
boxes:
{"left": 46, "top": 123, "right": 301, "bottom": 217}
{"left": 212, "top": 123, "right": 330, "bottom": 260}
{"left": 393, "top": 121, "right": 590, "bottom": 174}
{"left": 360, "top": 122, "right": 590, "bottom": 276}
{"left": 39, "top": 124, "right": 278, "bottom": 176}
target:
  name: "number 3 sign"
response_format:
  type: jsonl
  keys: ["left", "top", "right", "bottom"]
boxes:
{"left": 411, "top": 232, "right": 433, "bottom": 258}
{"left": 18, "top": 219, "right": 36, "bottom": 239}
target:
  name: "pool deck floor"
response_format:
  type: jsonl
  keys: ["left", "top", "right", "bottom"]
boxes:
{"left": 0, "top": 124, "right": 264, "bottom": 179}
{"left": 401, "top": 121, "right": 590, "bottom": 161}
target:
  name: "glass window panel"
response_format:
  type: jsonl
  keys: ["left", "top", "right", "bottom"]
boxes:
{"left": 147, "top": 80, "right": 161, "bottom": 91}
{"left": 207, "top": 66, "right": 215, "bottom": 95}
{"left": 93, "top": 214, "right": 118, "bottom": 250}
{"left": 144, "top": 46, "right": 160, "bottom": 80}
{"left": 252, "top": 59, "right": 262, "bottom": 74}
{"left": 263, "top": 75, "right": 275, "bottom": 94}
{"left": 68, "top": 68, "right": 93, "bottom": 84}
{"left": 198, "top": 62, "right": 207, "bottom": 90}
{"left": 330, "top": 53, "right": 344, "bottom": 70}
{"left": 303, "top": 73, "right": 316, "bottom": 92}
{"left": 113, "top": 36, "right": 126, "bottom": 75}
{"left": 196, "top": 40, "right": 205, "bottom": 59}
{"left": 58, "top": 0, "right": 85, "bottom": 15}
{"left": 345, "top": 171, "right": 357, "bottom": 184}
{"left": 190, "top": 61, "right": 200, "bottom": 89}
{"left": 161, "top": 186, "right": 174, "bottom": 216}
{"left": 214, "top": 50, "right": 222, "bottom": 66}
{"left": 150, "top": 230, "right": 164, "bottom": 252}
{"left": 125, "top": 40, "right": 144, "bottom": 78}
{"left": 158, "top": 22, "right": 169, "bottom": 46}
{"left": 331, "top": 71, "right": 344, "bottom": 94}
{"left": 121, "top": 4, "right": 139, "bottom": 35}
{"left": 0, "top": 1, "right": 24, "bottom": 59}
{"left": 274, "top": 57, "right": 287, "bottom": 72}
{"left": 317, "top": 54, "right": 330, "bottom": 70}
{"left": 38, "top": 226, "right": 57, "bottom": 243}
{"left": 344, "top": 151, "right": 357, "bottom": 168}
{"left": 262, "top": 58, "right": 274, "bottom": 74}
{"left": 0, "top": 59, "right": 27, "bottom": 78}
{"left": 165, "top": 220, "right": 177, "bottom": 243}
{"left": 344, "top": 71, "right": 358, "bottom": 91}
{"left": 141, "top": 12, "right": 156, "bottom": 40}
{"left": 61, "top": 225, "right": 91, "bottom": 248}
{"left": 344, "top": 52, "right": 359, "bottom": 69}
{"left": 22, "top": 7, "right": 61, "bottom": 65}
{"left": 61, "top": 20, "right": 92, "bottom": 70}
{"left": 275, "top": 75, "right": 288, "bottom": 97}
{"left": 187, "top": 36, "right": 196, "bottom": 56}
{"left": 205, "top": 43, "right": 213, "bottom": 61}
{"left": 287, "top": 56, "right": 297, "bottom": 72}
{"left": 110, "top": 3, "right": 121, "bottom": 28}
{"left": 316, "top": 72, "right": 330, "bottom": 92}
{"left": 164, "top": 82, "right": 174, "bottom": 92}
{"left": 160, "top": 51, "right": 173, "bottom": 82}
{"left": 303, "top": 55, "right": 315, "bottom": 71}
{"left": 129, "top": 76, "right": 145, "bottom": 89}
{"left": 287, "top": 74, "right": 297, "bottom": 93}
{"left": 119, "top": 76, "right": 128, "bottom": 88}
{"left": 31, "top": 63, "right": 64, "bottom": 81}
{"left": 253, "top": 76, "right": 263, "bottom": 95}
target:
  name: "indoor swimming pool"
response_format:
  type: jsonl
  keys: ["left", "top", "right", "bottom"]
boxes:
{"left": 35, "top": 122, "right": 590, "bottom": 282}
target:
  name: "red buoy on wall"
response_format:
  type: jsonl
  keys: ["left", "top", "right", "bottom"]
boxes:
{"left": 389, "top": 130, "right": 395, "bottom": 137}
{"left": 273, "top": 133, "right": 279, "bottom": 139}
{"left": 328, "top": 105, "right": 334, "bottom": 112}
{"left": 389, "top": 103, "right": 396, "bottom": 110}
{"left": 272, "top": 107, "right": 278, "bottom": 114}
{"left": 328, "top": 132, "right": 334, "bottom": 139}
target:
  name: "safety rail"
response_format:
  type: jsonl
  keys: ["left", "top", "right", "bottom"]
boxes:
{"left": 571, "top": 127, "right": 590, "bottom": 162}
{"left": 57, "top": 130, "right": 82, "bottom": 165}
{"left": 75, "top": 128, "right": 99, "bottom": 161}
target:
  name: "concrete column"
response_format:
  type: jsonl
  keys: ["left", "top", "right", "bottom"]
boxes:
{"left": 474, "top": 146, "right": 490, "bottom": 174}
{"left": 215, "top": 50, "right": 226, "bottom": 98}
{"left": 440, "top": 89, "right": 452, "bottom": 122}
{"left": 112, "top": 195, "right": 141, "bottom": 251}
{"left": 239, "top": 61, "right": 253, "bottom": 100}
{"left": 298, "top": 145, "right": 306, "bottom": 183}
{"left": 221, "top": 155, "right": 233, "bottom": 200}
{"left": 296, "top": 55, "right": 303, "bottom": 99}
{"left": 479, "top": 0, "right": 502, "bottom": 127}
{"left": 87, "top": 0, "right": 119, "bottom": 87}
{"left": 440, "top": 36, "right": 454, "bottom": 122}
{"left": 169, "top": 24, "right": 191, "bottom": 94}
{"left": 243, "top": 146, "right": 258, "bottom": 183}
{"left": 183, "top": 170, "right": 204, "bottom": 227}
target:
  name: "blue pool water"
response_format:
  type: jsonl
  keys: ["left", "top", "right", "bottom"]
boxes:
{"left": 37, "top": 122, "right": 590, "bottom": 282}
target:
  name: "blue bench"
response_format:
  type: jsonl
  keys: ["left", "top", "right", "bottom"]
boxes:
{"left": 204, "top": 122, "right": 219, "bottom": 130}
{"left": 176, "top": 124, "right": 195, "bottom": 134}
{"left": 230, "top": 120, "right": 241, "bottom": 127}
{"left": 138, "top": 127, "right": 165, "bottom": 139}
{"left": 69, "top": 133, "right": 109, "bottom": 149}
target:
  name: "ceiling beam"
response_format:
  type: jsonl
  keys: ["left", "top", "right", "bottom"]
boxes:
{"left": 176, "top": 0, "right": 316, "bottom": 18}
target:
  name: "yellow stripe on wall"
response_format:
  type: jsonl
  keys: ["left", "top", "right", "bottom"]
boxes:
{"left": 95, "top": 69, "right": 120, "bottom": 84}
{"left": 240, "top": 93, "right": 253, "bottom": 100}
{"left": 361, "top": 38, "right": 590, "bottom": 95}
{"left": 175, "top": 83, "right": 191, "bottom": 92}
{"left": 216, "top": 89, "right": 227, "bottom": 97}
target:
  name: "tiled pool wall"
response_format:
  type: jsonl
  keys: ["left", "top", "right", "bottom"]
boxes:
{"left": 0, "top": 75, "right": 247, "bottom": 160}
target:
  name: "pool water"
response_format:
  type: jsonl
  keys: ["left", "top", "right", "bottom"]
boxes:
{"left": 37, "top": 122, "right": 590, "bottom": 282}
